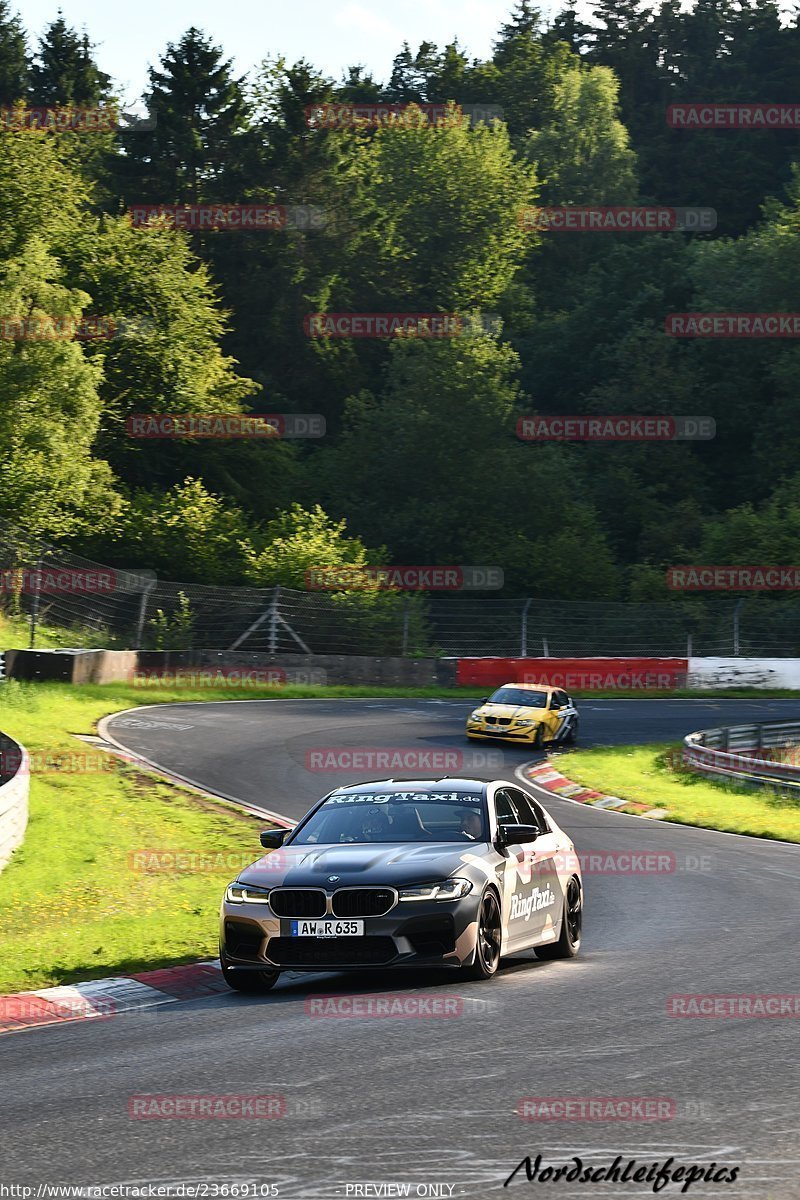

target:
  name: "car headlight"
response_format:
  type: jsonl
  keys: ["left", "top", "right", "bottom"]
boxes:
{"left": 225, "top": 882, "right": 271, "bottom": 904}
{"left": 398, "top": 878, "right": 473, "bottom": 902}
{"left": 515, "top": 719, "right": 537, "bottom": 728}
{"left": 468, "top": 710, "right": 485, "bottom": 722}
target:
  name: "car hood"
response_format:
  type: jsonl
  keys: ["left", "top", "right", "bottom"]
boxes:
{"left": 474, "top": 704, "right": 547, "bottom": 720}
{"left": 238, "top": 841, "right": 488, "bottom": 888}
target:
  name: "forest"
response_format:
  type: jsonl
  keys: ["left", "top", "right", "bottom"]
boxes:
{"left": 0, "top": 0, "right": 799, "bottom": 600}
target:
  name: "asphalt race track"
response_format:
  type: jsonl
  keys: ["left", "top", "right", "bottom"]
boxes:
{"left": 3, "top": 697, "right": 800, "bottom": 1198}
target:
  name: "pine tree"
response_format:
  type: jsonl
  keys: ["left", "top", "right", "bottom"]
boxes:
{"left": 0, "top": 0, "right": 26, "bottom": 105}
{"left": 29, "top": 15, "right": 111, "bottom": 105}
{"left": 120, "top": 27, "right": 250, "bottom": 203}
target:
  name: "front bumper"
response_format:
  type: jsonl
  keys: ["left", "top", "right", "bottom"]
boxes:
{"left": 466, "top": 722, "right": 541, "bottom": 743}
{"left": 220, "top": 894, "right": 482, "bottom": 972}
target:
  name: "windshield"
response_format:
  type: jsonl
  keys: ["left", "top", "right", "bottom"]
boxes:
{"left": 488, "top": 687, "right": 550, "bottom": 708}
{"left": 291, "top": 790, "right": 488, "bottom": 845}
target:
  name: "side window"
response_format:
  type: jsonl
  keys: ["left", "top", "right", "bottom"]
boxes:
{"left": 505, "top": 787, "right": 538, "bottom": 828}
{"left": 493, "top": 789, "right": 517, "bottom": 825}
{"left": 556, "top": 690, "right": 570, "bottom": 708}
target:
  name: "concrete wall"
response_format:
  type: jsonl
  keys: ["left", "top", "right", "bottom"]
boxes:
{"left": 5, "top": 648, "right": 139, "bottom": 684}
{"left": 687, "top": 657, "right": 800, "bottom": 689}
{"left": 0, "top": 731, "right": 28, "bottom": 872}
{"left": 5, "top": 649, "right": 800, "bottom": 690}
{"left": 5, "top": 648, "right": 458, "bottom": 689}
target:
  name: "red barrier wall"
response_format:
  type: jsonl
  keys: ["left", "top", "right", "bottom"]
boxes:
{"left": 456, "top": 658, "right": 689, "bottom": 690}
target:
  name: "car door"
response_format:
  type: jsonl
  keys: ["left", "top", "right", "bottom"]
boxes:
{"left": 498, "top": 787, "right": 562, "bottom": 950}
{"left": 492, "top": 787, "right": 555, "bottom": 951}
{"left": 549, "top": 690, "right": 578, "bottom": 742}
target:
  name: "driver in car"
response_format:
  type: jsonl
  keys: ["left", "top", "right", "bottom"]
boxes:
{"left": 459, "top": 809, "right": 483, "bottom": 841}
{"left": 356, "top": 806, "right": 391, "bottom": 841}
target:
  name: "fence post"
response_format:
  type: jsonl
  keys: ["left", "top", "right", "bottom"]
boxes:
{"left": 687, "top": 633, "right": 692, "bottom": 658}
{"left": 401, "top": 598, "right": 410, "bottom": 656}
{"left": 134, "top": 580, "right": 157, "bottom": 649}
{"left": 28, "top": 552, "right": 43, "bottom": 649}
{"left": 268, "top": 586, "right": 281, "bottom": 655}
{"left": 733, "top": 598, "right": 745, "bottom": 656}
{"left": 521, "top": 599, "right": 532, "bottom": 657}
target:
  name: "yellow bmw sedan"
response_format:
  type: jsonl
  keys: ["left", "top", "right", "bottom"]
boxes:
{"left": 466, "top": 683, "right": 579, "bottom": 748}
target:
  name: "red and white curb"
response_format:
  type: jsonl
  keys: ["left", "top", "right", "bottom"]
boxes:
{"left": 525, "top": 758, "right": 669, "bottom": 819}
{"left": 0, "top": 960, "right": 229, "bottom": 1035}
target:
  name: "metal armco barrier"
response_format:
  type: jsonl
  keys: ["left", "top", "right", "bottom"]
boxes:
{"left": 683, "top": 720, "right": 800, "bottom": 789}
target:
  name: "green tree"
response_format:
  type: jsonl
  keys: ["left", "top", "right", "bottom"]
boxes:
{"left": 58, "top": 212, "right": 258, "bottom": 490}
{"left": 491, "top": 2, "right": 577, "bottom": 137}
{"left": 0, "top": 1, "right": 26, "bottom": 106}
{"left": 0, "top": 130, "right": 118, "bottom": 537}
{"left": 317, "top": 331, "right": 619, "bottom": 597}
{"left": 342, "top": 106, "right": 537, "bottom": 312}
{"left": 110, "top": 478, "right": 255, "bottom": 582}
{"left": 29, "top": 16, "right": 111, "bottom": 104}
{"left": 120, "top": 28, "right": 251, "bottom": 203}
{"left": 243, "top": 503, "right": 379, "bottom": 587}
{"left": 526, "top": 64, "right": 637, "bottom": 204}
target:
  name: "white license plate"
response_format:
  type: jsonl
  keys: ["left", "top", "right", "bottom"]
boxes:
{"left": 290, "top": 919, "right": 364, "bottom": 937}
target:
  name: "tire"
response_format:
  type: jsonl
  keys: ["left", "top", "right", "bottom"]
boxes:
{"left": 221, "top": 953, "right": 280, "bottom": 993}
{"left": 461, "top": 889, "right": 502, "bottom": 981}
{"left": 531, "top": 725, "right": 544, "bottom": 751}
{"left": 535, "top": 877, "right": 582, "bottom": 960}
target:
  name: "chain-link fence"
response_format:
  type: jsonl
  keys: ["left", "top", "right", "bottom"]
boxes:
{"left": 3, "top": 522, "right": 800, "bottom": 656}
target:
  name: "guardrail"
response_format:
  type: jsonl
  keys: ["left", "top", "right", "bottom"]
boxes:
{"left": 0, "top": 730, "right": 29, "bottom": 870}
{"left": 683, "top": 719, "right": 800, "bottom": 790}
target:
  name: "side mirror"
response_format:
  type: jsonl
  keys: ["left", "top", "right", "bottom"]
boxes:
{"left": 480, "top": 696, "right": 488, "bottom": 704}
{"left": 496, "top": 823, "right": 541, "bottom": 847}
{"left": 260, "top": 828, "right": 291, "bottom": 850}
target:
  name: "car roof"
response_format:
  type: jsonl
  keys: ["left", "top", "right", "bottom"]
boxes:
{"left": 331, "top": 777, "right": 489, "bottom": 796}
{"left": 494, "top": 682, "right": 557, "bottom": 692}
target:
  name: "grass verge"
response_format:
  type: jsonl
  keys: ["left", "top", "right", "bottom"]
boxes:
{"left": 556, "top": 742, "right": 800, "bottom": 842}
{"left": 0, "top": 680, "right": 274, "bottom": 993}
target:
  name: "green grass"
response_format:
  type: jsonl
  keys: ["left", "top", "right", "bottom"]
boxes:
{"left": 556, "top": 742, "right": 800, "bottom": 842}
{"left": 0, "top": 610, "right": 129, "bottom": 649}
{"left": 0, "top": 680, "right": 271, "bottom": 993}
